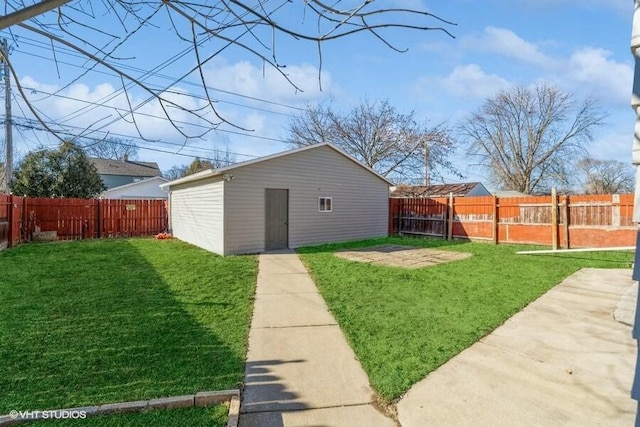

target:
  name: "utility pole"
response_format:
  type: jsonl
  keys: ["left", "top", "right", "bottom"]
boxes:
{"left": 0, "top": 38, "right": 11, "bottom": 192}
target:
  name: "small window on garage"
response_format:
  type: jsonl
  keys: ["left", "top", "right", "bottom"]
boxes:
{"left": 318, "top": 197, "right": 332, "bottom": 212}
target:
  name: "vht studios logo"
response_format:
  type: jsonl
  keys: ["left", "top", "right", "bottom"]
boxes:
{"left": 9, "top": 409, "right": 87, "bottom": 420}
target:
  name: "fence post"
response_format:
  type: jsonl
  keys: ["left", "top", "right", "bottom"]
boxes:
{"left": 563, "top": 195, "right": 570, "bottom": 249}
{"left": 388, "top": 197, "right": 399, "bottom": 237}
{"left": 551, "top": 187, "right": 558, "bottom": 250}
{"left": 96, "top": 199, "right": 101, "bottom": 239}
{"left": 492, "top": 195, "right": 498, "bottom": 245}
{"left": 612, "top": 194, "right": 621, "bottom": 227}
{"left": 397, "top": 198, "right": 403, "bottom": 236}
{"left": 7, "top": 194, "right": 13, "bottom": 247}
{"left": 447, "top": 192, "right": 454, "bottom": 241}
{"left": 22, "top": 196, "right": 28, "bottom": 241}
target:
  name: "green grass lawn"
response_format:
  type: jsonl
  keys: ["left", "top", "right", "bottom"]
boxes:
{"left": 0, "top": 238, "right": 257, "bottom": 423}
{"left": 297, "top": 236, "right": 633, "bottom": 402}
{"left": 38, "top": 405, "right": 228, "bottom": 427}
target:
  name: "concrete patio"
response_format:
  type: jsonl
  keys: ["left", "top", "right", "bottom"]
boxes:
{"left": 397, "top": 268, "right": 637, "bottom": 427}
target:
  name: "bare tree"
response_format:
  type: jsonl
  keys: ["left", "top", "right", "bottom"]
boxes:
{"left": 1, "top": 1, "right": 455, "bottom": 144}
{"left": 287, "top": 98, "right": 458, "bottom": 183}
{"left": 164, "top": 146, "right": 237, "bottom": 180}
{"left": 458, "top": 83, "right": 606, "bottom": 194}
{"left": 578, "top": 157, "right": 635, "bottom": 194}
{"left": 82, "top": 137, "right": 138, "bottom": 160}
{"left": 164, "top": 164, "right": 187, "bottom": 181}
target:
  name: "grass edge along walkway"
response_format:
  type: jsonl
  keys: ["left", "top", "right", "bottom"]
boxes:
{"left": 297, "top": 236, "right": 633, "bottom": 402}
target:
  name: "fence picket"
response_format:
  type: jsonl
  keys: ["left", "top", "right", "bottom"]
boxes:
{"left": 390, "top": 193, "right": 637, "bottom": 248}
{"left": 0, "top": 196, "right": 167, "bottom": 247}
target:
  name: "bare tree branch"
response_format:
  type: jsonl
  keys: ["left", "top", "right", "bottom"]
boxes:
{"left": 458, "top": 83, "right": 606, "bottom": 194}
{"left": 81, "top": 136, "right": 138, "bottom": 160}
{"left": 287, "top": 98, "right": 459, "bottom": 184}
{"left": 0, "top": 0, "right": 70, "bottom": 30}
{"left": 578, "top": 157, "right": 635, "bottom": 194}
{"left": 2, "top": 1, "right": 455, "bottom": 149}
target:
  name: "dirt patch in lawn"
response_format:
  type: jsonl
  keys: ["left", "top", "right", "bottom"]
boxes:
{"left": 335, "top": 244, "right": 471, "bottom": 269}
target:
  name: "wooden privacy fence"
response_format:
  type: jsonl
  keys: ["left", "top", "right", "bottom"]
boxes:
{"left": 0, "top": 194, "right": 23, "bottom": 249}
{"left": 389, "top": 193, "right": 636, "bottom": 249}
{"left": 0, "top": 195, "right": 168, "bottom": 248}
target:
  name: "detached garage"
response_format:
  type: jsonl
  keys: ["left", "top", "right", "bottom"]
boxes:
{"left": 161, "top": 143, "right": 391, "bottom": 256}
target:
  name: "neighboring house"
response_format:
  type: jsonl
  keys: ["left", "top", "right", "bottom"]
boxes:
{"left": 390, "top": 182, "right": 491, "bottom": 198}
{"left": 493, "top": 190, "right": 529, "bottom": 198}
{"left": 89, "top": 155, "right": 162, "bottom": 189}
{"left": 101, "top": 176, "right": 168, "bottom": 199}
{"left": 161, "top": 143, "right": 391, "bottom": 256}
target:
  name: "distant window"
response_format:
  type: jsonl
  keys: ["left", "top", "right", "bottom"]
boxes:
{"left": 318, "top": 197, "right": 332, "bottom": 212}
{"left": 133, "top": 177, "right": 143, "bottom": 182}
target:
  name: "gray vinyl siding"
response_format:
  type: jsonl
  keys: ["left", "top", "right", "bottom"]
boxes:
{"left": 223, "top": 145, "right": 389, "bottom": 255}
{"left": 169, "top": 176, "right": 225, "bottom": 255}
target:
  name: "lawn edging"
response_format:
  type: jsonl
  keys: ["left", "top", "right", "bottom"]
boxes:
{"left": 0, "top": 390, "right": 240, "bottom": 427}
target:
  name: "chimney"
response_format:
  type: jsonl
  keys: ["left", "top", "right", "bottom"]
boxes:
{"left": 123, "top": 154, "right": 128, "bottom": 162}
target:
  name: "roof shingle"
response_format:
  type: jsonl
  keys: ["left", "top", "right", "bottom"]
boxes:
{"left": 89, "top": 158, "right": 161, "bottom": 177}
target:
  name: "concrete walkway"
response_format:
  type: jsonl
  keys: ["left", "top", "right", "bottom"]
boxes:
{"left": 397, "top": 268, "right": 637, "bottom": 427}
{"left": 239, "top": 250, "right": 394, "bottom": 427}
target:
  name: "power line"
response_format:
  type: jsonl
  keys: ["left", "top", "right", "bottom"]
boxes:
{"left": 6, "top": 114, "right": 264, "bottom": 161}
{"left": 0, "top": 28, "right": 307, "bottom": 114}
{"left": 0, "top": 13, "right": 318, "bottom": 153}
{"left": 8, "top": 37, "right": 305, "bottom": 140}
{"left": 12, "top": 86, "right": 291, "bottom": 144}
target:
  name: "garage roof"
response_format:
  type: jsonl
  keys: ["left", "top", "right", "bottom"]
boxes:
{"left": 160, "top": 143, "right": 393, "bottom": 189}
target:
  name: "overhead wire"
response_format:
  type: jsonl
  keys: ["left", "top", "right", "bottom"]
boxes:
{"left": 7, "top": 113, "right": 263, "bottom": 161}
{"left": 13, "top": 85, "right": 292, "bottom": 144}
{"left": 0, "top": 15, "right": 302, "bottom": 165}
{"left": 0, "top": 0, "right": 308, "bottom": 130}
{"left": 3, "top": 30, "right": 307, "bottom": 143}
{"left": 8, "top": 32, "right": 308, "bottom": 113}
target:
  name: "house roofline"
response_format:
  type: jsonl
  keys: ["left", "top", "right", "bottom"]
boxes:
{"left": 103, "top": 176, "right": 169, "bottom": 193}
{"left": 160, "top": 143, "right": 393, "bottom": 189}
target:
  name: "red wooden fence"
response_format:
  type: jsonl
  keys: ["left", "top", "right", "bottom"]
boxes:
{"left": 0, "top": 194, "right": 22, "bottom": 249}
{"left": 390, "top": 193, "right": 636, "bottom": 249}
{"left": 0, "top": 196, "right": 167, "bottom": 248}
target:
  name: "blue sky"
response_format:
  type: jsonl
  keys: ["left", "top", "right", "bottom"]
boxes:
{"left": 0, "top": 0, "right": 634, "bottom": 187}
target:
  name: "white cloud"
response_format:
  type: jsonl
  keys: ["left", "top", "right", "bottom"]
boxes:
{"left": 13, "top": 57, "right": 334, "bottom": 171}
{"left": 510, "top": 0, "right": 627, "bottom": 14}
{"left": 457, "top": 27, "right": 632, "bottom": 106}
{"left": 203, "top": 58, "right": 334, "bottom": 104}
{"left": 462, "top": 27, "right": 557, "bottom": 69}
{"left": 419, "top": 64, "right": 511, "bottom": 100}
{"left": 239, "top": 112, "right": 267, "bottom": 134}
{"left": 589, "top": 128, "right": 634, "bottom": 164}
{"left": 563, "top": 48, "right": 632, "bottom": 105}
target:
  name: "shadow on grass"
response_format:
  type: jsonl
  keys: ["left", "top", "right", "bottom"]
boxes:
{"left": 0, "top": 239, "right": 255, "bottom": 413}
